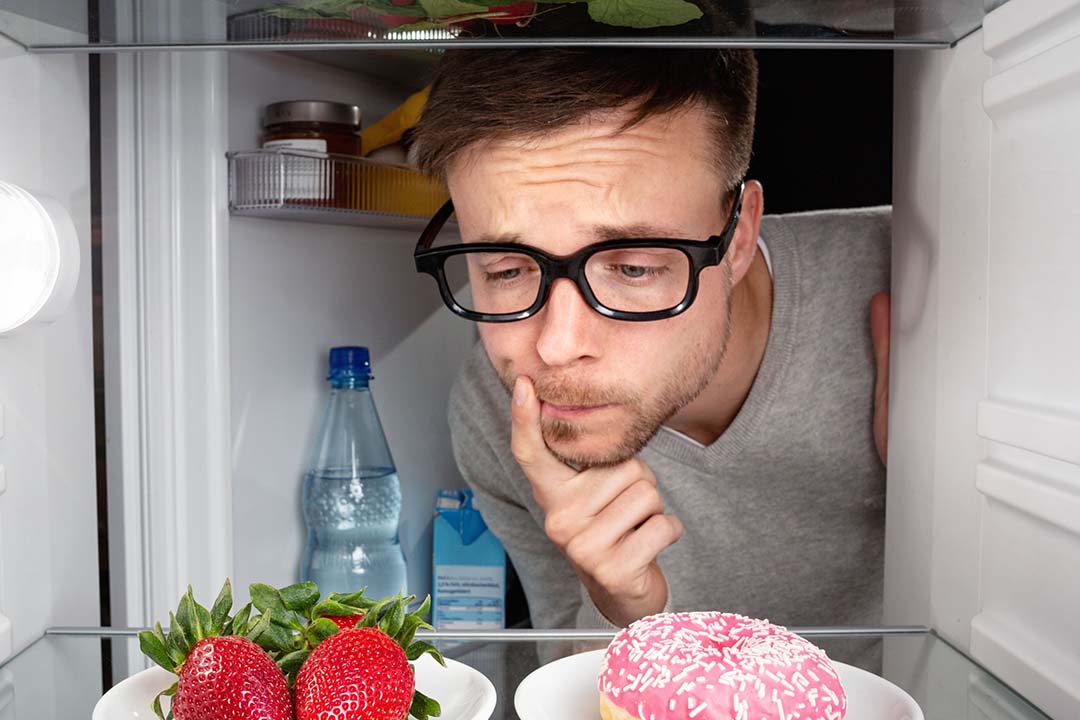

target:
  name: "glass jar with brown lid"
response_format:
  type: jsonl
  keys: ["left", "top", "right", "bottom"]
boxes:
{"left": 261, "top": 100, "right": 362, "bottom": 209}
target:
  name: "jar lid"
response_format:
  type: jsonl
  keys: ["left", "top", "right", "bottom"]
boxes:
{"left": 264, "top": 100, "right": 362, "bottom": 128}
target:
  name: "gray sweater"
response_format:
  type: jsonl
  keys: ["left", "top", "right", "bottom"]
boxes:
{"left": 448, "top": 207, "right": 891, "bottom": 664}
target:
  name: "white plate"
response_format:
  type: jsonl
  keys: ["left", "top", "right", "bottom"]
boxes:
{"left": 94, "top": 652, "right": 496, "bottom": 720}
{"left": 515, "top": 649, "right": 923, "bottom": 720}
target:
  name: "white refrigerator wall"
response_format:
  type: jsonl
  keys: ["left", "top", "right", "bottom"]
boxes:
{"left": 887, "top": 1, "right": 1080, "bottom": 717}
{"left": 227, "top": 52, "right": 476, "bottom": 603}
{"left": 0, "top": 39, "right": 100, "bottom": 659}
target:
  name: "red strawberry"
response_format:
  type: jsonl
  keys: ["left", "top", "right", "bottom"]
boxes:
{"left": 295, "top": 627, "right": 414, "bottom": 720}
{"left": 172, "top": 636, "right": 293, "bottom": 720}
{"left": 326, "top": 613, "right": 364, "bottom": 631}
{"left": 138, "top": 581, "right": 294, "bottom": 720}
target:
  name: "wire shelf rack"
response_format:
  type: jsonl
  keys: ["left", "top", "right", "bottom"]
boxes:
{"left": 228, "top": 149, "right": 449, "bottom": 231}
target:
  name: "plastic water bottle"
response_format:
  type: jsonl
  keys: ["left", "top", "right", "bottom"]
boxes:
{"left": 301, "top": 346, "right": 407, "bottom": 598}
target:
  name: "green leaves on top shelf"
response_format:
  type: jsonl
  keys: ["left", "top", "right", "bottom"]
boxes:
{"left": 586, "top": 0, "right": 700, "bottom": 28}
{"left": 265, "top": 0, "right": 704, "bottom": 30}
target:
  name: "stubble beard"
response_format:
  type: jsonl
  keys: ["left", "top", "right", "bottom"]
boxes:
{"left": 501, "top": 266, "right": 735, "bottom": 468}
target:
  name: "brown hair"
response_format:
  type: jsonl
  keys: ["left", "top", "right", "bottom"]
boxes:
{"left": 412, "top": 48, "right": 758, "bottom": 191}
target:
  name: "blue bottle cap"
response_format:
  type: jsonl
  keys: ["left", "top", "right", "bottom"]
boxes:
{"left": 328, "top": 346, "right": 371, "bottom": 379}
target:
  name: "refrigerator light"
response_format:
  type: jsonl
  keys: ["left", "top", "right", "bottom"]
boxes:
{"left": 0, "top": 181, "right": 79, "bottom": 335}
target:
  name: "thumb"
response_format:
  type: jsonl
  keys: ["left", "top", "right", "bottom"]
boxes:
{"left": 510, "top": 376, "right": 576, "bottom": 487}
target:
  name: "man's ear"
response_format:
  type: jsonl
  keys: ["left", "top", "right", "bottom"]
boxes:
{"left": 727, "top": 179, "right": 765, "bottom": 285}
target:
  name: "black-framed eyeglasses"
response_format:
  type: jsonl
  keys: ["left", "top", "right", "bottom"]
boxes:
{"left": 414, "top": 182, "right": 744, "bottom": 323}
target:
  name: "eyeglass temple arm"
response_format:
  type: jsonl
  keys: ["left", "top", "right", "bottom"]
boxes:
{"left": 416, "top": 198, "right": 456, "bottom": 252}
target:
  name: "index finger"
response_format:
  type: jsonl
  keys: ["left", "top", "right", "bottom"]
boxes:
{"left": 510, "top": 376, "right": 577, "bottom": 488}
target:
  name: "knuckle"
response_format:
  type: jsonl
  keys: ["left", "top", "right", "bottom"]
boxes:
{"left": 529, "top": 485, "right": 551, "bottom": 510}
{"left": 627, "top": 458, "right": 656, "bottom": 484}
{"left": 543, "top": 511, "right": 571, "bottom": 545}
{"left": 659, "top": 516, "right": 683, "bottom": 547}
{"left": 510, "top": 439, "right": 533, "bottom": 468}
{"left": 629, "top": 480, "right": 662, "bottom": 511}
{"left": 564, "top": 534, "right": 592, "bottom": 563}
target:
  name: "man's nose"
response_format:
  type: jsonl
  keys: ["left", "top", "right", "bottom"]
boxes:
{"left": 534, "top": 278, "right": 601, "bottom": 368}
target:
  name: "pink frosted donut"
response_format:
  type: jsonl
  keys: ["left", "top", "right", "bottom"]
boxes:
{"left": 598, "top": 612, "right": 847, "bottom": 720}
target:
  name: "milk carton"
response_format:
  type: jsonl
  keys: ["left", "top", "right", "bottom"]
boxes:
{"left": 432, "top": 488, "right": 506, "bottom": 630}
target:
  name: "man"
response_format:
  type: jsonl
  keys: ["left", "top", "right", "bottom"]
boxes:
{"left": 411, "top": 49, "right": 891, "bottom": 655}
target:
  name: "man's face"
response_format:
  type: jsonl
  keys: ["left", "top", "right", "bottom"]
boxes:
{"left": 447, "top": 105, "right": 742, "bottom": 467}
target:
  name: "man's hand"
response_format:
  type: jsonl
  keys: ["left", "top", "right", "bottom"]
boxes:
{"left": 870, "top": 292, "right": 890, "bottom": 465}
{"left": 510, "top": 376, "right": 683, "bottom": 627}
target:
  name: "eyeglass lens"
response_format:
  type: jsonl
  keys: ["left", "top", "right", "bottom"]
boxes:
{"left": 440, "top": 247, "right": 691, "bottom": 316}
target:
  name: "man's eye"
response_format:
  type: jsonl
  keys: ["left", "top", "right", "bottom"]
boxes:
{"left": 486, "top": 268, "right": 523, "bottom": 282}
{"left": 608, "top": 264, "right": 665, "bottom": 280}
{"left": 618, "top": 265, "right": 651, "bottom": 279}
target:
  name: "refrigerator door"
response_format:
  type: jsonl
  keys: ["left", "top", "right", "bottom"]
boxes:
{"left": 0, "top": 37, "right": 99, "bottom": 659}
{"left": 888, "top": 1, "right": 1080, "bottom": 718}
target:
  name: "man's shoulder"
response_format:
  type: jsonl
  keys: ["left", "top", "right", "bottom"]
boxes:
{"left": 761, "top": 204, "right": 891, "bottom": 251}
{"left": 762, "top": 204, "right": 892, "bottom": 229}
{"left": 448, "top": 342, "right": 532, "bottom": 504}
{"left": 448, "top": 340, "right": 512, "bottom": 442}
{"left": 762, "top": 204, "right": 891, "bottom": 287}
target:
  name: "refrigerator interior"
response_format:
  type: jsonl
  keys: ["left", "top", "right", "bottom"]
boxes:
{"left": 0, "top": 0, "right": 1078, "bottom": 717}
{"left": 225, "top": 49, "right": 477, "bottom": 616}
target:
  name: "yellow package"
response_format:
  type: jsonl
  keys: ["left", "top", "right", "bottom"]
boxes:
{"left": 361, "top": 85, "right": 431, "bottom": 157}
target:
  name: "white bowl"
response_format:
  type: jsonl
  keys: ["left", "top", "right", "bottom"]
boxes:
{"left": 94, "top": 652, "right": 496, "bottom": 720}
{"left": 515, "top": 648, "right": 923, "bottom": 720}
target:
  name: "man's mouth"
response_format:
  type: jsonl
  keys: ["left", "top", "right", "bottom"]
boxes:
{"left": 540, "top": 401, "right": 615, "bottom": 421}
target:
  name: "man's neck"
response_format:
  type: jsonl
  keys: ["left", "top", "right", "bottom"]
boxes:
{"left": 665, "top": 247, "right": 774, "bottom": 446}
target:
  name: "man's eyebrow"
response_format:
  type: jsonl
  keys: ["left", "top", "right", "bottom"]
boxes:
{"left": 594, "top": 223, "right": 686, "bottom": 241}
{"left": 463, "top": 223, "right": 687, "bottom": 246}
{"left": 466, "top": 233, "right": 526, "bottom": 245}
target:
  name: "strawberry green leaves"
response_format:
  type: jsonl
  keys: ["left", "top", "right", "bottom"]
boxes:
{"left": 138, "top": 623, "right": 174, "bottom": 673}
{"left": 383, "top": 594, "right": 407, "bottom": 638}
{"left": 307, "top": 617, "right": 342, "bottom": 646}
{"left": 210, "top": 579, "right": 233, "bottom": 633}
{"left": 312, "top": 598, "right": 366, "bottom": 619}
{"left": 244, "top": 609, "right": 275, "bottom": 646}
{"left": 410, "top": 689, "right": 443, "bottom": 720}
{"left": 151, "top": 682, "right": 177, "bottom": 720}
{"left": 276, "top": 649, "right": 310, "bottom": 678}
{"left": 406, "top": 640, "right": 445, "bottom": 666}
{"left": 250, "top": 583, "right": 290, "bottom": 618}
{"left": 138, "top": 581, "right": 231, "bottom": 675}
{"left": 137, "top": 580, "right": 240, "bottom": 720}
{"left": 280, "top": 581, "right": 321, "bottom": 611}
{"left": 139, "top": 580, "right": 445, "bottom": 720}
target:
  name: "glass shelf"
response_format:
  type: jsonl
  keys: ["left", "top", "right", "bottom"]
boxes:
{"left": 0, "top": 0, "right": 1010, "bottom": 52}
{"left": 0, "top": 626, "right": 1054, "bottom": 720}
